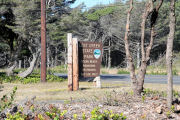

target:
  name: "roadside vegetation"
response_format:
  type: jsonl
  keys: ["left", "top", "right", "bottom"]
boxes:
{"left": 0, "top": 0, "right": 180, "bottom": 119}
{"left": 0, "top": 82, "right": 180, "bottom": 119}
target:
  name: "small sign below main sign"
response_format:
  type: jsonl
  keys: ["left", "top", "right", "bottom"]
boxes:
{"left": 78, "top": 41, "right": 103, "bottom": 77}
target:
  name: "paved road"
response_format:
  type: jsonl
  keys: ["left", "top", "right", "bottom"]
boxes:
{"left": 54, "top": 73, "right": 180, "bottom": 84}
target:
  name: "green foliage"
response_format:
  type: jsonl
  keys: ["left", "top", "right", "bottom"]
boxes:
{"left": 2, "top": 104, "right": 127, "bottom": 120}
{"left": 147, "top": 71, "right": 167, "bottom": 75}
{"left": 86, "top": 7, "right": 117, "bottom": 21}
{"left": 173, "top": 90, "right": 180, "bottom": 98}
{"left": 0, "top": 74, "right": 20, "bottom": 83}
{"left": 45, "top": 105, "right": 67, "bottom": 120}
{"left": 82, "top": 113, "right": 86, "bottom": 120}
{"left": 6, "top": 112, "right": 27, "bottom": 120}
{"left": 90, "top": 107, "right": 127, "bottom": 120}
{"left": 38, "top": 114, "right": 45, "bottom": 120}
{"left": 117, "top": 69, "right": 130, "bottom": 74}
{"left": 141, "top": 95, "right": 146, "bottom": 102}
{"left": 22, "top": 74, "right": 66, "bottom": 84}
{"left": 143, "top": 88, "right": 167, "bottom": 97}
{"left": 147, "top": 69, "right": 178, "bottom": 75}
{"left": 73, "top": 114, "right": 78, "bottom": 120}
{"left": 147, "top": 65, "right": 179, "bottom": 75}
{"left": 0, "top": 73, "right": 66, "bottom": 84}
{"left": 0, "top": 86, "right": 17, "bottom": 113}
{"left": 143, "top": 88, "right": 180, "bottom": 99}
{"left": 166, "top": 105, "right": 175, "bottom": 118}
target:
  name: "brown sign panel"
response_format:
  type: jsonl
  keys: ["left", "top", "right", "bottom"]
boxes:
{"left": 78, "top": 41, "right": 103, "bottom": 77}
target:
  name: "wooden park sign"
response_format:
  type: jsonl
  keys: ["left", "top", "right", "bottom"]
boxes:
{"left": 67, "top": 33, "right": 103, "bottom": 91}
{"left": 79, "top": 41, "right": 103, "bottom": 77}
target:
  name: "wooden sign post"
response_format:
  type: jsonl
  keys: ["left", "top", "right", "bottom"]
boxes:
{"left": 67, "top": 33, "right": 73, "bottom": 91}
{"left": 67, "top": 33, "right": 103, "bottom": 91}
{"left": 72, "top": 38, "right": 79, "bottom": 91}
{"left": 67, "top": 34, "right": 79, "bottom": 91}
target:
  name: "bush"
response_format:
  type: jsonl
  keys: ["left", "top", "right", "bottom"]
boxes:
{"left": 143, "top": 88, "right": 180, "bottom": 98}
{"left": 21, "top": 74, "right": 66, "bottom": 84}
{"left": 2, "top": 105, "right": 127, "bottom": 120}
{"left": 0, "top": 73, "right": 66, "bottom": 84}
{"left": 90, "top": 107, "right": 127, "bottom": 120}
{"left": 0, "top": 86, "right": 17, "bottom": 113}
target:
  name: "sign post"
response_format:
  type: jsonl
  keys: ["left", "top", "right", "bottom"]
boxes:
{"left": 41, "top": 0, "right": 46, "bottom": 82}
{"left": 67, "top": 34, "right": 103, "bottom": 91}
{"left": 67, "top": 33, "right": 73, "bottom": 91}
{"left": 72, "top": 38, "right": 79, "bottom": 91}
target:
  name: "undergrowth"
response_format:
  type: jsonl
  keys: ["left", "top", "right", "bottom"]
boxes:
{"left": 0, "top": 86, "right": 17, "bottom": 113}
{"left": 143, "top": 88, "right": 180, "bottom": 98}
{"left": 0, "top": 73, "right": 66, "bottom": 84}
{"left": 0, "top": 88, "right": 127, "bottom": 120}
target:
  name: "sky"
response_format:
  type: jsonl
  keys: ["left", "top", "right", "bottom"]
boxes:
{"left": 71, "top": 0, "right": 115, "bottom": 8}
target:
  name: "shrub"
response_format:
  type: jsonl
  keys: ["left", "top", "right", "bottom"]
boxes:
{"left": 0, "top": 86, "right": 17, "bottom": 113}
{"left": 21, "top": 74, "right": 66, "bottom": 84}
{"left": 90, "top": 107, "right": 127, "bottom": 120}
{"left": 0, "top": 73, "right": 66, "bottom": 84}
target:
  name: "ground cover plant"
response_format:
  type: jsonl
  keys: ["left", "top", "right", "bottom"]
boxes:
{"left": 1, "top": 82, "right": 180, "bottom": 119}
{"left": 0, "top": 72, "right": 66, "bottom": 84}
{"left": 0, "top": 87, "right": 127, "bottom": 120}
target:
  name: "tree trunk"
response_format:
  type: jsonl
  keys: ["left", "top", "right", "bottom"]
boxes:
{"left": 19, "top": 60, "right": 22, "bottom": 69}
{"left": 136, "top": 0, "right": 163, "bottom": 95}
{"left": 24, "top": 57, "right": 27, "bottom": 68}
{"left": 166, "top": 0, "right": 175, "bottom": 109}
{"left": 123, "top": 0, "right": 138, "bottom": 94}
{"left": 18, "top": 51, "right": 40, "bottom": 78}
{"left": 137, "top": 43, "right": 140, "bottom": 68}
{"left": 123, "top": 0, "right": 163, "bottom": 96}
{"left": 6, "top": 41, "right": 23, "bottom": 76}
{"left": 108, "top": 40, "right": 111, "bottom": 69}
{"left": 137, "top": 62, "right": 147, "bottom": 94}
{"left": 105, "top": 52, "right": 108, "bottom": 68}
{"left": 55, "top": 46, "right": 58, "bottom": 66}
{"left": 6, "top": 61, "right": 17, "bottom": 76}
{"left": 47, "top": 45, "right": 50, "bottom": 68}
{"left": 64, "top": 48, "right": 67, "bottom": 70}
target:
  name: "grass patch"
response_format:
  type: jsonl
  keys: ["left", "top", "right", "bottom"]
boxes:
{"left": 146, "top": 66, "right": 178, "bottom": 75}
{"left": 117, "top": 69, "right": 129, "bottom": 74}
{"left": 0, "top": 73, "right": 66, "bottom": 84}
{"left": 0, "top": 82, "right": 130, "bottom": 102}
{"left": 100, "top": 68, "right": 118, "bottom": 74}
{"left": 143, "top": 88, "right": 180, "bottom": 99}
{"left": 0, "top": 65, "right": 67, "bottom": 84}
{"left": 49, "top": 65, "right": 67, "bottom": 73}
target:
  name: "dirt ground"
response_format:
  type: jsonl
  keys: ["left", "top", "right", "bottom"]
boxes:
{"left": 1, "top": 82, "right": 180, "bottom": 119}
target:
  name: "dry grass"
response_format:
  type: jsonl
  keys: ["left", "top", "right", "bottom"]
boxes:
{"left": 101, "top": 68, "right": 119, "bottom": 74}
{"left": 1, "top": 81, "right": 180, "bottom": 103}
{"left": 144, "top": 83, "right": 180, "bottom": 92}
{"left": 0, "top": 81, "right": 130, "bottom": 102}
